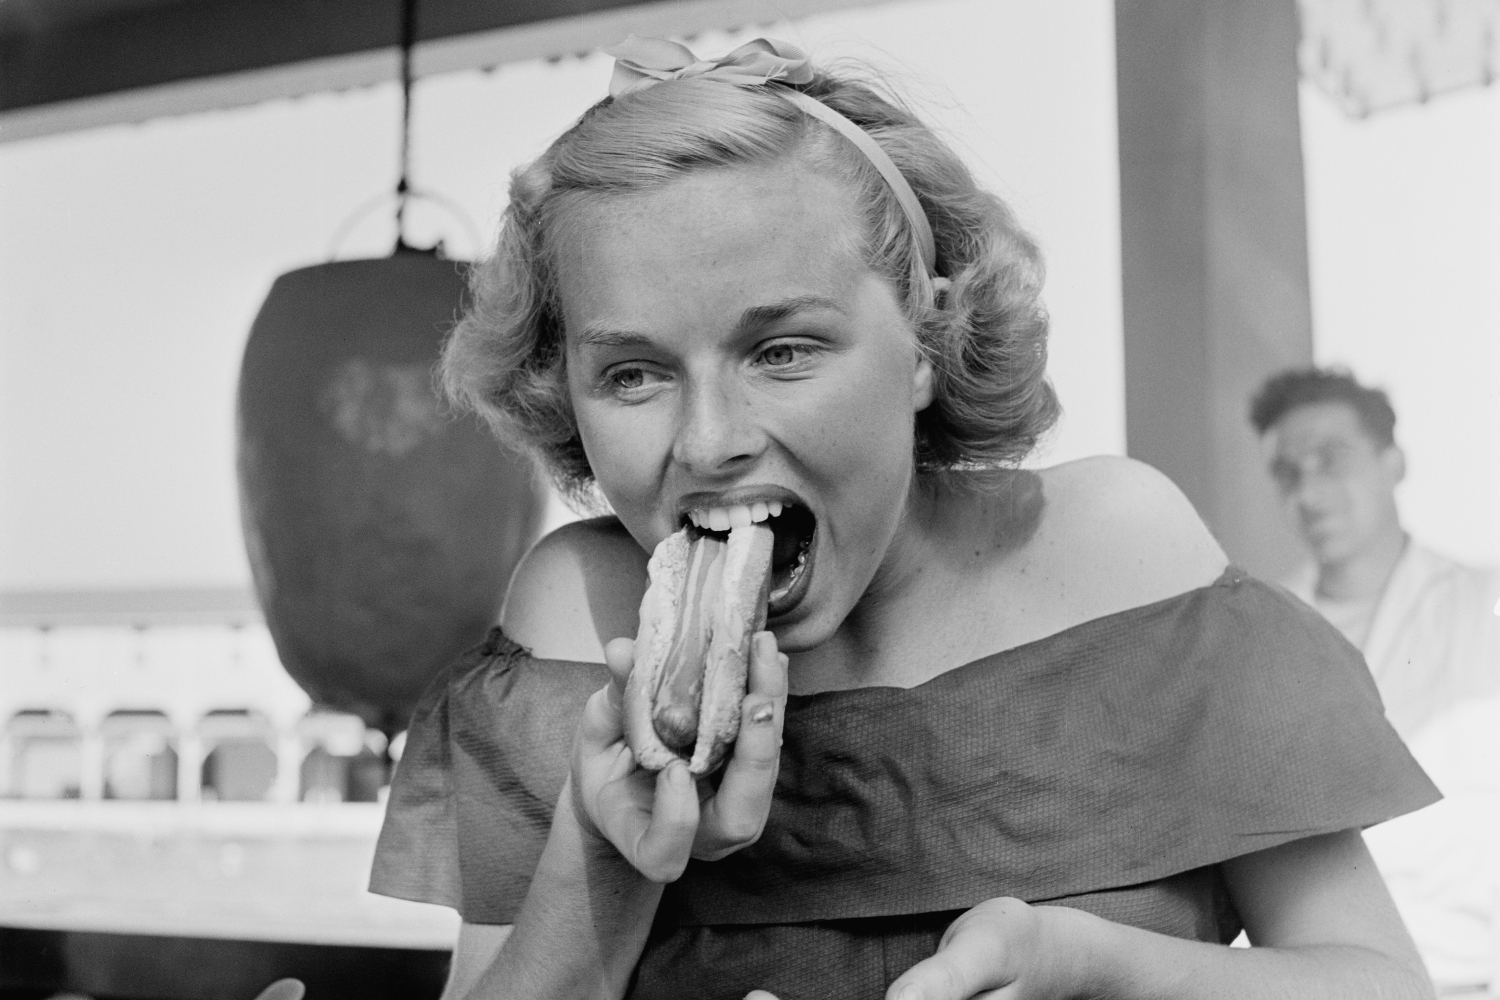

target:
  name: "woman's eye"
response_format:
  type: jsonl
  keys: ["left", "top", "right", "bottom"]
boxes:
{"left": 761, "top": 344, "right": 797, "bottom": 367}
{"left": 611, "top": 368, "right": 646, "bottom": 389}
{"left": 755, "top": 341, "right": 820, "bottom": 374}
{"left": 601, "top": 364, "right": 665, "bottom": 398}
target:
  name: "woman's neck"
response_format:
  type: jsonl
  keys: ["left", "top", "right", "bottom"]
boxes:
{"left": 787, "top": 469, "right": 1043, "bottom": 693}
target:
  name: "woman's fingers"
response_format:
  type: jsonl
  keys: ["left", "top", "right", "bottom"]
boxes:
{"left": 747, "top": 630, "right": 789, "bottom": 702}
{"left": 572, "top": 636, "right": 707, "bottom": 881}
{"left": 586, "top": 630, "right": 783, "bottom": 872}
{"left": 885, "top": 900, "right": 1040, "bottom": 1000}
{"left": 695, "top": 632, "right": 787, "bottom": 859}
{"left": 885, "top": 932, "right": 1004, "bottom": 1000}
{"left": 252, "top": 980, "right": 305, "bottom": 1000}
{"left": 577, "top": 683, "right": 624, "bottom": 758}
{"left": 622, "top": 761, "right": 700, "bottom": 882}
{"left": 577, "top": 638, "right": 636, "bottom": 759}
{"left": 590, "top": 760, "right": 699, "bottom": 882}
{"left": 603, "top": 636, "right": 635, "bottom": 705}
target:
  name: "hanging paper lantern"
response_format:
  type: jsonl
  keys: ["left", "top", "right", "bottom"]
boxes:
{"left": 237, "top": 251, "right": 546, "bottom": 733}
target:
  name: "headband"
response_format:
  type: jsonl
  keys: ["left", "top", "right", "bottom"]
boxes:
{"left": 604, "top": 36, "right": 939, "bottom": 278}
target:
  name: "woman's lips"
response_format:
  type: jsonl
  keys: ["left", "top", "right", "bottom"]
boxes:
{"left": 767, "top": 522, "right": 815, "bottom": 618}
{"left": 670, "top": 488, "right": 817, "bottom": 618}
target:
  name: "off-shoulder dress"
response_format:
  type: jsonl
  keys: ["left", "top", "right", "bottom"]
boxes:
{"left": 369, "top": 567, "right": 1438, "bottom": 999}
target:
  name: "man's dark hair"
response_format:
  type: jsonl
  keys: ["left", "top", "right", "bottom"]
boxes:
{"left": 1249, "top": 367, "right": 1397, "bottom": 448}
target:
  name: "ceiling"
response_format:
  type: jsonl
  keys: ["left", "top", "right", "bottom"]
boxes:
{"left": 1, "top": 0, "right": 1495, "bottom": 144}
{"left": 0, "top": 0, "right": 646, "bottom": 112}
{"left": 0, "top": 0, "right": 881, "bottom": 142}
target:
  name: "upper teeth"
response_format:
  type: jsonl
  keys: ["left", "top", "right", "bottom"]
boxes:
{"left": 688, "top": 501, "right": 784, "bottom": 531}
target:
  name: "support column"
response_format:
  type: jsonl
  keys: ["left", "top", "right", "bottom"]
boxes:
{"left": 272, "top": 730, "right": 304, "bottom": 803}
{"left": 79, "top": 727, "right": 105, "bottom": 801}
{"left": 1116, "top": 0, "right": 1314, "bottom": 580}
{"left": 177, "top": 732, "right": 204, "bottom": 803}
{"left": 76, "top": 708, "right": 106, "bottom": 801}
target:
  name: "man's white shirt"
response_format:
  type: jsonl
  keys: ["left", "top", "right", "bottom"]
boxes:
{"left": 1285, "top": 542, "right": 1500, "bottom": 995}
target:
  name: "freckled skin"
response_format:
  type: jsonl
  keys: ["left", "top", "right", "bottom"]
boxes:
{"left": 544, "top": 165, "right": 1201, "bottom": 693}
{"left": 555, "top": 161, "right": 933, "bottom": 657}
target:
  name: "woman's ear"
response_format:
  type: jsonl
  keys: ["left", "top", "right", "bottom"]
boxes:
{"left": 912, "top": 277, "right": 946, "bottom": 412}
{"left": 913, "top": 353, "right": 935, "bottom": 412}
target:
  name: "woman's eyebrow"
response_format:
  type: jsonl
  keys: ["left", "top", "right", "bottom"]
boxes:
{"left": 576, "top": 296, "right": 843, "bottom": 348}
{"left": 734, "top": 295, "right": 843, "bottom": 335}
{"left": 576, "top": 327, "right": 654, "bottom": 349}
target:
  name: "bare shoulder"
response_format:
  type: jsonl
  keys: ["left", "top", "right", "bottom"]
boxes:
{"left": 1030, "top": 456, "right": 1228, "bottom": 613}
{"left": 500, "top": 516, "right": 649, "bottom": 663}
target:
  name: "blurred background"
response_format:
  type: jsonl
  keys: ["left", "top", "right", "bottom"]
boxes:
{"left": 1, "top": 0, "right": 1497, "bottom": 997}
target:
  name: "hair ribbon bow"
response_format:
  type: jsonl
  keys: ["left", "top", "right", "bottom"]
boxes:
{"left": 605, "top": 36, "right": 815, "bottom": 98}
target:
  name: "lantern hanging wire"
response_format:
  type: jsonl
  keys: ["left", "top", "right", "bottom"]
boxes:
{"left": 395, "top": 0, "right": 418, "bottom": 252}
{"left": 323, "top": 0, "right": 480, "bottom": 260}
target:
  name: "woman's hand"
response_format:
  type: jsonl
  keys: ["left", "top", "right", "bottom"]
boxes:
{"left": 864, "top": 831, "right": 1435, "bottom": 1000}
{"left": 747, "top": 899, "right": 1082, "bottom": 1000}
{"left": 882, "top": 898, "right": 1082, "bottom": 1000}
{"left": 570, "top": 630, "right": 789, "bottom": 883}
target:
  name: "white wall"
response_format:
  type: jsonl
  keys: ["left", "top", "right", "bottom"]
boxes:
{"left": 1301, "top": 81, "right": 1500, "bottom": 567}
{"left": 0, "top": 0, "right": 1123, "bottom": 592}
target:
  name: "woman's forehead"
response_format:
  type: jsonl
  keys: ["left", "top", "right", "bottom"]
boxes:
{"left": 553, "top": 162, "right": 871, "bottom": 326}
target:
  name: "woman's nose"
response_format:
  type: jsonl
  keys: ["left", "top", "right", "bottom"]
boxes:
{"left": 671, "top": 380, "right": 765, "bottom": 476}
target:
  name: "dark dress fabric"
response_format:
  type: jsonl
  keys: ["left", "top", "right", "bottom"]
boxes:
{"left": 370, "top": 567, "right": 1438, "bottom": 999}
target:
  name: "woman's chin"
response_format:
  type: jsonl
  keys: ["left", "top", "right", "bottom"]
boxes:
{"left": 766, "top": 551, "right": 850, "bottom": 654}
{"left": 766, "top": 614, "right": 829, "bottom": 655}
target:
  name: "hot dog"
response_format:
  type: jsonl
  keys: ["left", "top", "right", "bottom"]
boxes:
{"left": 624, "top": 522, "right": 775, "bottom": 776}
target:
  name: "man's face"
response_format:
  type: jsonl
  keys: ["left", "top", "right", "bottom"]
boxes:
{"left": 1263, "top": 401, "right": 1403, "bottom": 568}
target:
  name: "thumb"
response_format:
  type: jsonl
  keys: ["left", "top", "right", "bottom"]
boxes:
{"left": 743, "top": 992, "right": 781, "bottom": 1000}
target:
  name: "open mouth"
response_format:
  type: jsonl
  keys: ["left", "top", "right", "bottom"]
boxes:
{"left": 765, "top": 504, "right": 816, "bottom": 607}
{"left": 683, "top": 501, "right": 817, "bottom": 616}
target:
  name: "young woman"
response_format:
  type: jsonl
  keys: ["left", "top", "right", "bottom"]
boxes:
{"left": 370, "top": 37, "right": 1438, "bottom": 1000}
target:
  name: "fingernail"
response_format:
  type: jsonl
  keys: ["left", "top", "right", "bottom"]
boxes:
{"left": 669, "top": 762, "right": 691, "bottom": 786}
{"left": 750, "top": 703, "right": 774, "bottom": 724}
{"left": 894, "top": 987, "right": 921, "bottom": 1000}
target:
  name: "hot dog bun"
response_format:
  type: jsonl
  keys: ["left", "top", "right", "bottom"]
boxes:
{"left": 624, "top": 530, "right": 693, "bottom": 774}
{"left": 624, "top": 523, "right": 775, "bottom": 776}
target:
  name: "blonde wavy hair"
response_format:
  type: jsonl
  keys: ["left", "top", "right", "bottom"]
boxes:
{"left": 442, "top": 66, "right": 1059, "bottom": 506}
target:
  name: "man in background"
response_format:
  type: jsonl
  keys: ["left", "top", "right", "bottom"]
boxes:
{"left": 1251, "top": 366, "right": 1500, "bottom": 997}
{"left": 1250, "top": 366, "right": 1500, "bottom": 739}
